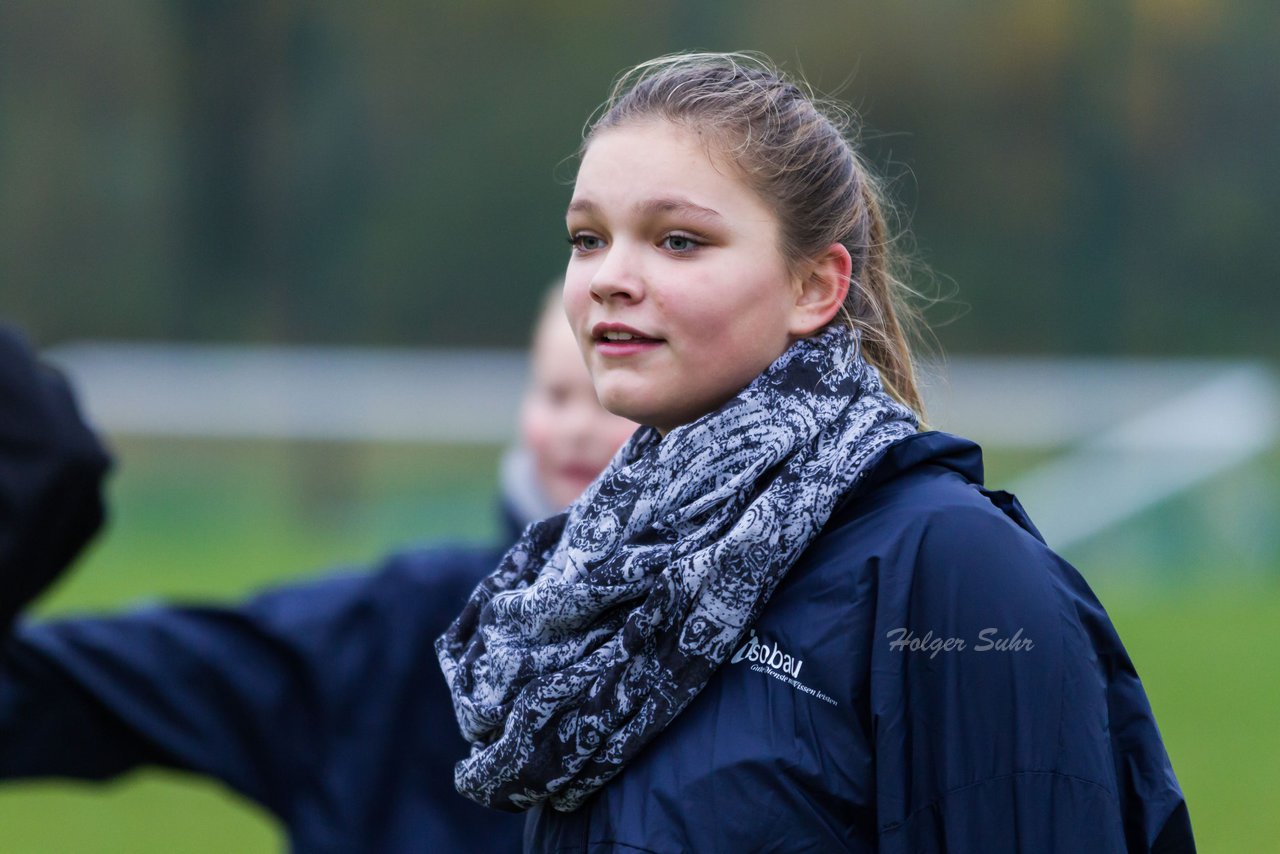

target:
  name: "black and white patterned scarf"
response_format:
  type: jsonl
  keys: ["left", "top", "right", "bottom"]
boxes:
{"left": 436, "top": 324, "right": 919, "bottom": 812}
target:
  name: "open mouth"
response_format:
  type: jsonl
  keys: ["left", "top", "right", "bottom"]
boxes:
{"left": 592, "top": 325, "right": 664, "bottom": 356}
{"left": 597, "top": 330, "right": 662, "bottom": 344}
{"left": 591, "top": 323, "right": 663, "bottom": 347}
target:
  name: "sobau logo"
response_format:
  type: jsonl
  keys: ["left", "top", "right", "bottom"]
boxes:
{"left": 730, "top": 629, "right": 803, "bottom": 679}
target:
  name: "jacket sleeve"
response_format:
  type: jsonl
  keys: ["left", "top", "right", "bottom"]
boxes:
{"left": 0, "top": 326, "right": 112, "bottom": 632}
{"left": 871, "top": 499, "right": 1195, "bottom": 854}
{"left": 0, "top": 544, "right": 494, "bottom": 820}
{"left": 0, "top": 567, "right": 376, "bottom": 818}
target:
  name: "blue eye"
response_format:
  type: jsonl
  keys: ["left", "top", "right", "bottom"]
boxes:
{"left": 567, "top": 234, "right": 604, "bottom": 252}
{"left": 662, "top": 234, "right": 700, "bottom": 253}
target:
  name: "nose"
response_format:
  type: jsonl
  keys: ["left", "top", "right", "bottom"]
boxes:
{"left": 587, "top": 239, "right": 644, "bottom": 304}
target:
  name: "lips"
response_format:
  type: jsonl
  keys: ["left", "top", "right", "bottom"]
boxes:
{"left": 591, "top": 321, "right": 664, "bottom": 357}
{"left": 591, "top": 322, "right": 661, "bottom": 342}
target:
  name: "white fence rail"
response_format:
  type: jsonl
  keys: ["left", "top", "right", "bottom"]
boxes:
{"left": 47, "top": 343, "right": 1279, "bottom": 553}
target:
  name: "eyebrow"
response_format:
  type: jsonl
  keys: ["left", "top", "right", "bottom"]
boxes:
{"left": 566, "top": 197, "right": 725, "bottom": 224}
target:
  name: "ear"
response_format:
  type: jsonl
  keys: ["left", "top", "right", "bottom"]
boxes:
{"left": 788, "top": 242, "right": 852, "bottom": 337}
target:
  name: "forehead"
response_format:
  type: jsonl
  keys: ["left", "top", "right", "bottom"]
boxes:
{"left": 569, "top": 121, "right": 773, "bottom": 223}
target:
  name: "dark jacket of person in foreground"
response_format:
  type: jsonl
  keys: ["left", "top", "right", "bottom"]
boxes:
{"left": 526, "top": 431, "right": 1194, "bottom": 853}
{"left": 0, "top": 326, "right": 1191, "bottom": 852}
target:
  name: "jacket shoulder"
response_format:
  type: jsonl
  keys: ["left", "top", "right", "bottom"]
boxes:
{"left": 825, "top": 432, "right": 1036, "bottom": 558}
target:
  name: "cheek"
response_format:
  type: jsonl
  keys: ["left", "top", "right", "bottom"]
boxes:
{"left": 562, "top": 275, "right": 592, "bottom": 327}
{"left": 717, "top": 269, "right": 792, "bottom": 335}
{"left": 665, "top": 289, "right": 757, "bottom": 354}
{"left": 519, "top": 401, "right": 554, "bottom": 454}
{"left": 655, "top": 287, "right": 718, "bottom": 339}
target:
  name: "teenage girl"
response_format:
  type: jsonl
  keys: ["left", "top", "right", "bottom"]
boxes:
{"left": 438, "top": 52, "right": 1195, "bottom": 854}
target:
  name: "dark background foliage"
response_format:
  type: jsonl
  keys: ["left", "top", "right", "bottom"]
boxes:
{"left": 2, "top": 1, "right": 1275, "bottom": 357}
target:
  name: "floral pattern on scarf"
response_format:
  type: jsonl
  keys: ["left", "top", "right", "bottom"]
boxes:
{"left": 437, "top": 325, "right": 919, "bottom": 811}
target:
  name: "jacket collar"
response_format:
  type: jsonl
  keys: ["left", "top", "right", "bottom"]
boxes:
{"left": 836, "top": 429, "right": 985, "bottom": 512}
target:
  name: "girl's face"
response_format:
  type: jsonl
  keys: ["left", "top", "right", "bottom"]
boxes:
{"left": 520, "top": 307, "right": 638, "bottom": 509}
{"left": 564, "top": 121, "right": 808, "bottom": 434}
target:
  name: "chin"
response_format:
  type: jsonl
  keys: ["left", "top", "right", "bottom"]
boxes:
{"left": 596, "top": 385, "right": 656, "bottom": 426}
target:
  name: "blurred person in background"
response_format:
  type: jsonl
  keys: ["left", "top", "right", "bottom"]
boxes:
{"left": 0, "top": 288, "right": 636, "bottom": 853}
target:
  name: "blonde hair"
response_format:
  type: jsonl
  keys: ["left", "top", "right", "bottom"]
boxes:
{"left": 585, "top": 51, "right": 932, "bottom": 425}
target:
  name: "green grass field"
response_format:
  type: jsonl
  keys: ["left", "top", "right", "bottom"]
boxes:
{"left": 1, "top": 437, "right": 1276, "bottom": 852}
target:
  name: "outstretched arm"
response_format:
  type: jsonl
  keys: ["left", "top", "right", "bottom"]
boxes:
{"left": 0, "top": 546, "right": 523, "bottom": 851}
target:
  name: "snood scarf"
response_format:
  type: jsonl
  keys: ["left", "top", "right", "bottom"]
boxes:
{"left": 437, "top": 325, "right": 920, "bottom": 811}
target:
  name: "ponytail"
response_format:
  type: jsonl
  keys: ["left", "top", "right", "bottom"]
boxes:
{"left": 842, "top": 166, "right": 929, "bottom": 426}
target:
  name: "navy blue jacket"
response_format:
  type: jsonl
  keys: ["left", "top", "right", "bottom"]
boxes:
{"left": 1, "top": 431, "right": 1193, "bottom": 852}
{"left": 0, "top": 542, "right": 526, "bottom": 852}
{"left": 525, "top": 431, "right": 1193, "bottom": 853}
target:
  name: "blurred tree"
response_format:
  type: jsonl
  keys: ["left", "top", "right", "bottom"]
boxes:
{"left": 0, "top": 0, "right": 1275, "bottom": 357}
{"left": 174, "top": 0, "right": 370, "bottom": 341}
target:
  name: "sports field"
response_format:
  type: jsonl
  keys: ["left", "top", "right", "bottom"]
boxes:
{"left": 1, "top": 438, "right": 1275, "bottom": 852}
